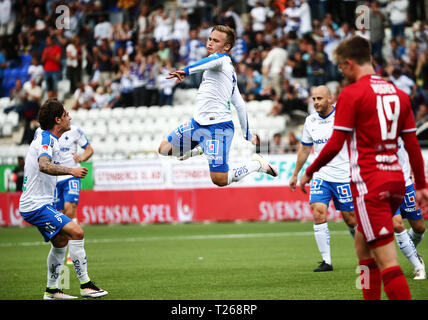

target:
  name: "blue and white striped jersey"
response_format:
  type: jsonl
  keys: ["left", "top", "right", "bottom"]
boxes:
{"left": 35, "top": 125, "right": 89, "bottom": 182}
{"left": 19, "top": 130, "right": 61, "bottom": 212}
{"left": 301, "top": 108, "right": 350, "bottom": 182}
{"left": 183, "top": 52, "right": 252, "bottom": 141}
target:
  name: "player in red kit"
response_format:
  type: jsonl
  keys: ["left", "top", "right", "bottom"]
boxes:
{"left": 300, "top": 36, "right": 428, "bottom": 300}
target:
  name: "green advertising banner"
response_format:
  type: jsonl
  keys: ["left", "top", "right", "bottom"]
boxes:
{"left": 0, "top": 162, "right": 94, "bottom": 192}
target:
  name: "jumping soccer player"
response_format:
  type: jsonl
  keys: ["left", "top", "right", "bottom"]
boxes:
{"left": 300, "top": 36, "right": 428, "bottom": 300}
{"left": 289, "top": 85, "right": 357, "bottom": 272}
{"left": 19, "top": 99, "right": 107, "bottom": 299}
{"left": 158, "top": 25, "right": 278, "bottom": 186}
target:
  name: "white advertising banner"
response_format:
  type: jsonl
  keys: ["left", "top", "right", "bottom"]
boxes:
{"left": 92, "top": 154, "right": 317, "bottom": 190}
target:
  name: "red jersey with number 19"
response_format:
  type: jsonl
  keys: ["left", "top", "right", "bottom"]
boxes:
{"left": 333, "top": 74, "right": 416, "bottom": 245}
{"left": 334, "top": 74, "right": 415, "bottom": 183}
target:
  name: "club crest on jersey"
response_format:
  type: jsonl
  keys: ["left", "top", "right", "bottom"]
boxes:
{"left": 206, "top": 140, "right": 219, "bottom": 155}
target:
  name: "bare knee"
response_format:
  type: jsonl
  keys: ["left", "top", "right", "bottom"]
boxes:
{"left": 410, "top": 220, "right": 426, "bottom": 234}
{"left": 393, "top": 215, "right": 406, "bottom": 233}
{"left": 210, "top": 172, "right": 228, "bottom": 187}
{"left": 311, "top": 204, "right": 327, "bottom": 224}
{"left": 342, "top": 211, "right": 357, "bottom": 228}
{"left": 158, "top": 141, "right": 172, "bottom": 156}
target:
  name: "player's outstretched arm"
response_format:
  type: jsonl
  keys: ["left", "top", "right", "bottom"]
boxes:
{"left": 39, "top": 156, "right": 88, "bottom": 178}
{"left": 290, "top": 144, "right": 312, "bottom": 192}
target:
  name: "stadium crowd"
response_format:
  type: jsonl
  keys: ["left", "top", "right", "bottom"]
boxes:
{"left": 0, "top": 0, "right": 427, "bottom": 149}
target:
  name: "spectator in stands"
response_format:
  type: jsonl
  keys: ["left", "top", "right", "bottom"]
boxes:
{"left": 142, "top": 53, "right": 159, "bottom": 107}
{"left": 416, "top": 103, "right": 428, "bottom": 127}
{"left": 28, "top": 56, "right": 44, "bottom": 86}
{"left": 115, "top": 63, "right": 135, "bottom": 108}
{"left": 284, "top": 131, "right": 300, "bottom": 153}
{"left": 157, "top": 40, "right": 171, "bottom": 63}
{"left": 250, "top": 1, "right": 269, "bottom": 33}
{"left": 304, "top": 41, "right": 328, "bottom": 87}
{"left": 72, "top": 82, "right": 95, "bottom": 110}
{"left": 158, "top": 60, "right": 176, "bottom": 106}
{"left": 386, "top": 0, "right": 409, "bottom": 39}
{"left": 262, "top": 37, "right": 287, "bottom": 98}
{"left": 93, "top": 14, "right": 113, "bottom": 46}
{"left": 5, "top": 79, "right": 26, "bottom": 113}
{"left": 137, "top": 4, "right": 153, "bottom": 44}
{"left": 173, "top": 11, "right": 190, "bottom": 42}
{"left": 270, "top": 84, "right": 307, "bottom": 116}
{"left": 93, "top": 39, "right": 113, "bottom": 88}
{"left": 231, "top": 34, "right": 249, "bottom": 64}
{"left": 369, "top": 1, "right": 386, "bottom": 60}
{"left": 389, "top": 67, "right": 417, "bottom": 99}
{"left": 153, "top": 5, "right": 174, "bottom": 43}
{"left": 66, "top": 35, "right": 82, "bottom": 95}
{"left": 179, "top": 28, "right": 206, "bottom": 88}
{"left": 269, "top": 132, "right": 286, "bottom": 154}
{"left": 130, "top": 53, "right": 146, "bottom": 107}
{"left": 93, "top": 86, "right": 110, "bottom": 109}
{"left": 289, "top": 50, "right": 308, "bottom": 89}
{"left": 19, "top": 78, "right": 43, "bottom": 144}
{"left": 41, "top": 35, "right": 61, "bottom": 98}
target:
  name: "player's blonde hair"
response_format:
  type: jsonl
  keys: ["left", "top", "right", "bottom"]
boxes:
{"left": 212, "top": 25, "right": 236, "bottom": 52}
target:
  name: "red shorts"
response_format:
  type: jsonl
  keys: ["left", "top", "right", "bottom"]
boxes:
{"left": 351, "top": 174, "right": 405, "bottom": 249}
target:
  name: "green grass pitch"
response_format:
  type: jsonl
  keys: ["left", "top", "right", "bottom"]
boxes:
{"left": 0, "top": 220, "right": 427, "bottom": 300}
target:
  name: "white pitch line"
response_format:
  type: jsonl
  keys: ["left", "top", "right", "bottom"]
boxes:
{"left": 0, "top": 230, "right": 350, "bottom": 248}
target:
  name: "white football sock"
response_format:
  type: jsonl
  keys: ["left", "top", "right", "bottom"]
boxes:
{"left": 395, "top": 230, "right": 424, "bottom": 271}
{"left": 47, "top": 245, "right": 67, "bottom": 288}
{"left": 66, "top": 219, "right": 78, "bottom": 260}
{"left": 68, "top": 239, "right": 90, "bottom": 284}
{"left": 227, "top": 160, "right": 261, "bottom": 185}
{"left": 313, "top": 222, "right": 331, "bottom": 265}
{"left": 408, "top": 228, "right": 424, "bottom": 248}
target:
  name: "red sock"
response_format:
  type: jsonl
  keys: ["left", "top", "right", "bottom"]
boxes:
{"left": 381, "top": 266, "right": 411, "bottom": 300}
{"left": 359, "top": 258, "right": 381, "bottom": 300}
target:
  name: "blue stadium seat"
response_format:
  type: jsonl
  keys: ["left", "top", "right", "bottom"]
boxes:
{"left": 20, "top": 54, "right": 32, "bottom": 66}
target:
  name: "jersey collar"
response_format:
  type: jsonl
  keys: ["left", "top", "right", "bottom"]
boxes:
{"left": 319, "top": 106, "right": 335, "bottom": 119}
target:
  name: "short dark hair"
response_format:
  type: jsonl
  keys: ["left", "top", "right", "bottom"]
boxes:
{"left": 38, "top": 99, "right": 65, "bottom": 130}
{"left": 334, "top": 36, "right": 371, "bottom": 65}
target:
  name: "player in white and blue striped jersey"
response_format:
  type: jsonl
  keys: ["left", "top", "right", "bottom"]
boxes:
{"left": 158, "top": 25, "right": 278, "bottom": 186}
{"left": 392, "top": 137, "right": 426, "bottom": 279}
{"left": 36, "top": 124, "right": 94, "bottom": 265}
{"left": 289, "top": 86, "right": 357, "bottom": 272}
{"left": 19, "top": 99, "right": 107, "bottom": 299}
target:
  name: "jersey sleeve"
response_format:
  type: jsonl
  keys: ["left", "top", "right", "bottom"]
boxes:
{"left": 183, "top": 53, "right": 227, "bottom": 75}
{"left": 76, "top": 127, "right": 90, "bottom": 148}
{"left": 231, "top": 84, "right": 252, "bottom": 141}
{"left": 333, "top": 88, "right": 356, "bottom": 132}
{"left": 300, "top": 119, "right": 313, "bottom": 146}
{"left": 38, "top": 131, "right": 54, "bottom": 159}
